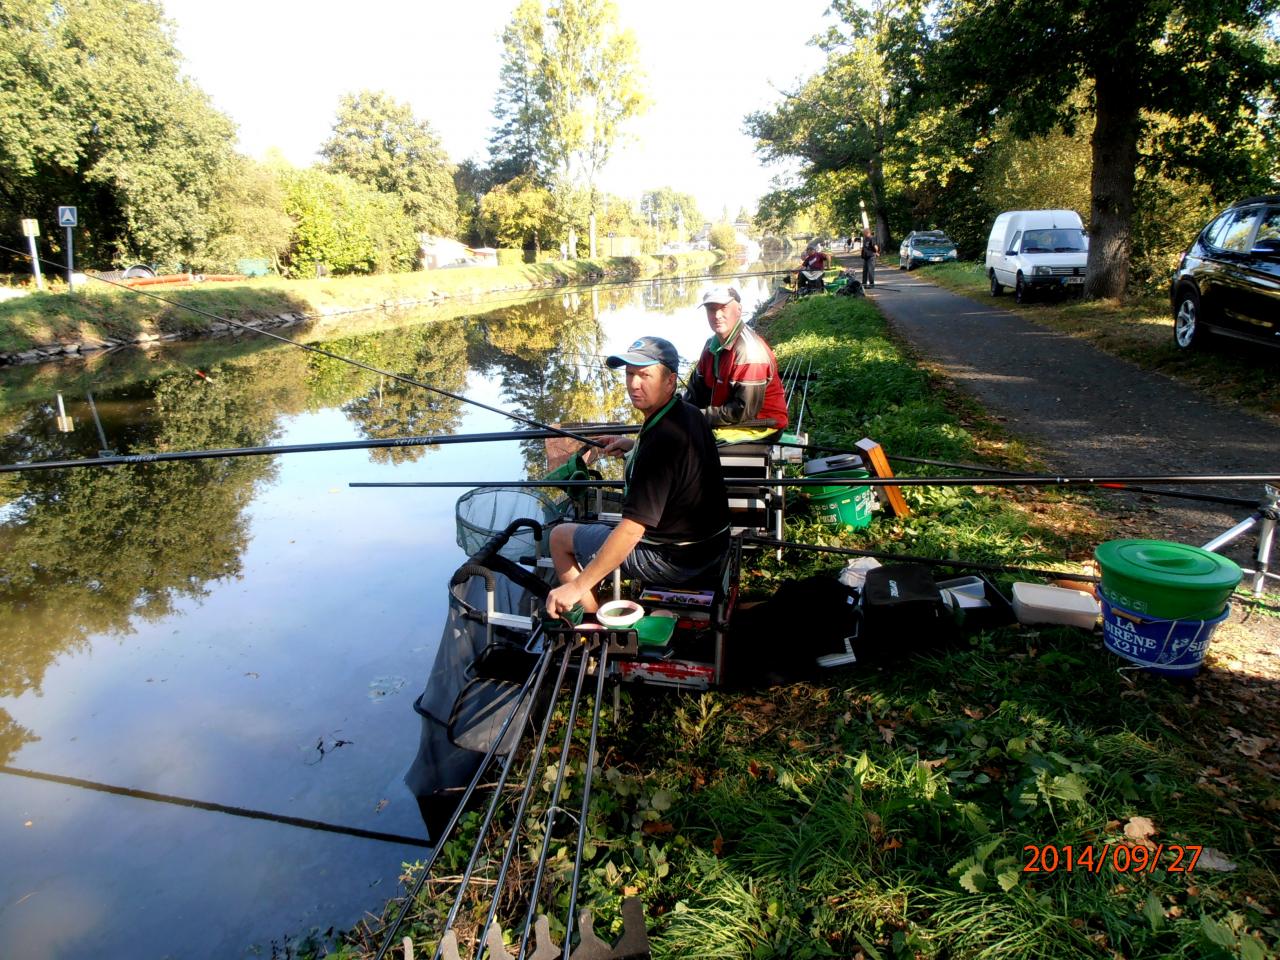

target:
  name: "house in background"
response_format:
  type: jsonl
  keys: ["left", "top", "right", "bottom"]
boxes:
{"left": 419, "top": 235, "right": 496, "bottom": 270}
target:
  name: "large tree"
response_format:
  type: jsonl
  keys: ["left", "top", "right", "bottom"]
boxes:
{"left": 924, "top": 0, "right": 1280, "bottom": 298}
{"left": 747, "top": 0, "right": 913, "bottom": 250}
{"left": 488, "top": 0, "right": 647, "bottom": 213}
{"left": 0, "top": 0, "right": 236, "bottom": 270}
{"left": 280, "top": 167, "right": 418, "bottom": 276}
{"left": 639, "top": 187, "right": 701, "bottom": 240}
{"left": 320, "top": 90, "right": 458, "bottom": 237}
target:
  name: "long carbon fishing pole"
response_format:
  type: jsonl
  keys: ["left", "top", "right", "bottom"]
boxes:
{"left": 0, "top": 424, "right": 642, "bottom": 475}
{"left": 741, "top": 536, "right": 1100, "bottom": 582}
{"left": 779, "top": 441, "right": 1264, "bottom": 508}
{"left": 421, "top": 642, "right": 566, "bottom": 960}
{"left": 352, "top": 472, "right": 1280, "bottom": 490}
{"left": 371, "top": 648, "right": 552, "bottom": 960}
{"left": 0, "top": 244, "right": 608, "bottom": 450}
{"left": 0, "top": 764, "right": 429, "bottom": 848}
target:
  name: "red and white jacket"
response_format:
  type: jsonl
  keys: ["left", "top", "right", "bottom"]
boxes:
{"left": 687, "top": 322, "right": 789, "bottom": 432}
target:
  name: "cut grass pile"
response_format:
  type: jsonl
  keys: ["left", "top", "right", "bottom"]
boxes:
{"left": 916, "top": 261, "right": 1280, "bottom": 423}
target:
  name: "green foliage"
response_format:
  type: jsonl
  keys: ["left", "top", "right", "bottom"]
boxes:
{"left": 707, "top": 224, "right": 739, "bottom": 255}
{"left": 920, "top": 0, "right": 1280, "bottom": 296}
{"left": 280, "top": 167, "right": 419, "bottom": 276}
{"left": 639, "top": 188, "right": 701, "bottom": 241}
{"left": 489, "top": 0, "right": 648, "bottom": 201}
{"left": 479, "top": 174, "right": 559, "bottom": 252}
{"left": 192, "top": 156, "right": 294, "bottom": 274}
{"left": 0, "top": 0, "right": 237, "bottom": 270}
{"left": 320, "top": 90, "right": 458, "bottom": 237}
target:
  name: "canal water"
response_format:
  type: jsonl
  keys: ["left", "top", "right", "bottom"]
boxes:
{"left": 0, "top": 271, "right": 777, "bottom": 959}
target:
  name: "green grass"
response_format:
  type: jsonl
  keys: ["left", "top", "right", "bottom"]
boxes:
{"left": 0, "top": 252, "right": 720, "bottom": 354}
{"left": 918, "top": 261, "right": 1280, "bottom": 424}
{"left": 334, "top": 294, "right": 1278, "bottom": 960}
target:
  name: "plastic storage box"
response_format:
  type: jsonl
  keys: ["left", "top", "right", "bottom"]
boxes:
{"left": 1011, "top": 582, "right": 1100, "bottom": 629}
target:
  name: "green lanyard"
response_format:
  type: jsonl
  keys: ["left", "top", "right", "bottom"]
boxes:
{"left": 623, "top": 395, "right": 677, "bottom": 496}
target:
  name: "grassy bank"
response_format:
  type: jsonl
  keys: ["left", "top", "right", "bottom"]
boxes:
{"left": 343, "top": 296, "right": 1278, "bottom": 959}
{"left": 915, "top": 261, "right": 1280, "bottom": 424}
{"left": 0, "top": 252, "right": 720, "bottom": 356}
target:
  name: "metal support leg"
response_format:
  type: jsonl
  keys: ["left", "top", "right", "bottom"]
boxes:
{"left": 1253, "top": 510, "right": 1276, "bottom": 596}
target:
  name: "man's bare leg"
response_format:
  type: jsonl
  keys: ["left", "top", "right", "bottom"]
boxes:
{"left": 549, "top": 523, "right": 600, "bottom": 612}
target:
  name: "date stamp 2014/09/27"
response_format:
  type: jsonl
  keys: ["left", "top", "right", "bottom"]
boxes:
{"left": 1024, "top": 844, "right": 1202, "bottom": 874}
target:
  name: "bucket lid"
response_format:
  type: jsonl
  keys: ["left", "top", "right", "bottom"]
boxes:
{"left": 1094, "top": 539, "right": 1242, "bottom": 591}
{"left": 803, "top": 453, "right": 864, "bottom": 476}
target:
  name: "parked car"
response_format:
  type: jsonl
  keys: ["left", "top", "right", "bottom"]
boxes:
{"left": 899, "top": 231, "right": 957, "bottom": 270}
{"left": 985, "top": 210, "right": 1088, "bottom": 302}
{"left": 1169, "top": 195, "right": 1280, "bottom": 351}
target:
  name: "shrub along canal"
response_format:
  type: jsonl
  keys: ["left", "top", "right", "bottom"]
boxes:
{"left": 0, "top": 271, "right": 777, "bottom": 959}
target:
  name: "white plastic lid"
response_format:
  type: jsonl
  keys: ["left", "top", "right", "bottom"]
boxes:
{"left": 596, "top": 599, "right": 644, "bottom": 627}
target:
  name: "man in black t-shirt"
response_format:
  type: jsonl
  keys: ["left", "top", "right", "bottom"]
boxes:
{"left": 545, "top": 336, "right": 730, "bottom": 618}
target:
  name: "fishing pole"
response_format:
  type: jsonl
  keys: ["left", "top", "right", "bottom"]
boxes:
{"left": 741, "top": 536, "right": 1100, "bottom": 582}
{"left": 0, "top": 764, "right": 429, "bottom": 848}
{"left": 0, "top": 244, "right": 609, "bottom": 450}
{"left": 561, "top": 639, "right": 610, "bottom": 960}
{"left": 513, "top": 640, "right": 596, "bottom": 960}
{"left": 351, "top": 472, "right": 1280, "bottom": 490}
{"left": 794, "top": 356, "right": 814, "bottom": 436}
{"left": 469, "top": 642, "right": 583, "bottom": 956}
{"left": 424, "top": 642, "right": 565, "bottom": 960}
{"left": 779, "top": 442, "right": 1263, "bottom": 509}
{"left": 371, "top": 648, "right": 551, "bottom": 960}
{"left": 0, "top": 424, "right": 642, "bottom": 475}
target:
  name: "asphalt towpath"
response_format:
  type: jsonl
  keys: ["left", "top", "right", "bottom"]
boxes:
{"left": 863, "top": 269, "right": 1279, "bottom": 563}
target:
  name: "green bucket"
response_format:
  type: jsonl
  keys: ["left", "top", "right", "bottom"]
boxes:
{"left": 1094, "top": 539, "right": 1241, "bottom": 619}
{"left": 635, "top": 615, "right": 676, "bottom": 647}
{"left": 810, "top": 469, "right": 875, "bottom": 530}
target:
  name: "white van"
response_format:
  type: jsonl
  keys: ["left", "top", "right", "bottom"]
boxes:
{"left": 985, "top": 209, "right": 1088, "bottom": 302}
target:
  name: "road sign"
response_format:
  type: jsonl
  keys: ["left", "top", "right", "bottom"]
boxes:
{"left": 58, "top": 206, "right": 78, "bottom": 227}
{"left": 21, "top": 218, "right": 39, "bottom": 237}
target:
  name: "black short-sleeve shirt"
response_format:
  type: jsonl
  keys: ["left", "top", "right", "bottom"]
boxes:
{"left": 623, "top": 398, "right": 730, "bottom": 567}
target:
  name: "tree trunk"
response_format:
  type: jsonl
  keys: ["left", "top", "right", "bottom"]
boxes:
{"left": 868, "top": 121, "right": 892, "bottom": 250}
{"left": 1086, "top": 67, "right": 1141, "bottom": 300}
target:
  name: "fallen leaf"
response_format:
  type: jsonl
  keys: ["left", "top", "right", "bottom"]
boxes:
{"left": 882, "top": 837, "right": 903, "bottom": 851}
{"left": 642, "top": 821, "right": 675, "bottom": 836}
{"left": 962, "top": 706, "right": 985, "bottom": 720}
{"left": 1194, "top": 847, "right": 1238, "bottom": 872}
{"left": 1123, "top": 816, "right": 1157, "bottom": 844}
{"left": 1234, "top": 736, "right": 1274, "bottom": 758}
{"left": 712, "top": 835, "right": 724, "bottom": 856}
{"left": 747, "top": 760, "right": 761, "bottom": 778}
{"left": 788, "top": 739, "right": 806, "bottom": 750}
{"left": 878, "top": 725, "right": 896, "bottom": 746}
{"left": 919, "top": 758, "right": 947, "bottom": 771}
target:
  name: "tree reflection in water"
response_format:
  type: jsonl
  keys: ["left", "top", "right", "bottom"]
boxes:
{"left": 0, "top": 350, "right": 302, "bottom": 765}
{"left": 305, "top": 320, "right": 469, "bottom": 465}
{"left": 471, "top": 293, "right": 632, "bottom": 475}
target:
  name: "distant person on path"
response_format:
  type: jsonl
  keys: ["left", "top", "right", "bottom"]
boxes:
{"left": 860, "top": 228, "right": 879, "bottom": 287}
{"left": 797, "top": 244, "right": 828, "bottom": 293}
{"left": 687, "top": 286, "right": 789, "bottom": 444}
{"left": 545, "top": 337, "right": 730, "bottom": 616}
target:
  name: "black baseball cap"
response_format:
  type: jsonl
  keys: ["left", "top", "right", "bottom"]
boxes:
{"left": 605, "top": 336, "right": 680, "bottom": 373}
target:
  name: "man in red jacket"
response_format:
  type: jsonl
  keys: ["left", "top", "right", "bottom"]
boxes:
{"left": 686, "top": 286, "right": 789, "bottom": 444}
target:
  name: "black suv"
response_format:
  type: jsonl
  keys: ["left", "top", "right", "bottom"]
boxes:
{"left": 1170, "top": 195, "right": 1280, "bottom": 350}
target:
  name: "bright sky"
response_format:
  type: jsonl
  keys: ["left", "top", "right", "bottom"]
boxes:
{"left": 161, "top": 0, "right": 832, "bottom": 221}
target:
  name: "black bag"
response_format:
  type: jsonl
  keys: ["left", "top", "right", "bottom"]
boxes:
{"left": 728, "top": 576, "right": 860, "bottom": 685}
{"left": 857, "top": 564, "right": 956, "bottom": 659}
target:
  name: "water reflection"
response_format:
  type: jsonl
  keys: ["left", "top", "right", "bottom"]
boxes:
{"left": 0, "top": 271, "right": 778, "bottom": 957}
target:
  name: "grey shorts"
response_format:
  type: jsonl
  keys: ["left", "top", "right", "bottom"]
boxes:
{"left": 571, "top": 523, "right": 718, "bottom": 585}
